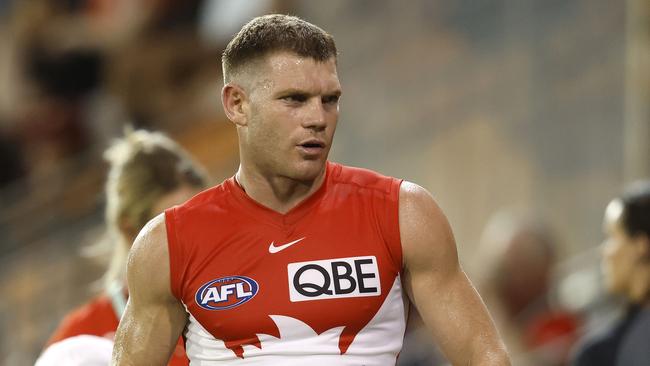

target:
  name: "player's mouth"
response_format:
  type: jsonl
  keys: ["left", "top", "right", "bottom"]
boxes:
{"left": 297, "top": 139, "right": 326, "bottom": 157}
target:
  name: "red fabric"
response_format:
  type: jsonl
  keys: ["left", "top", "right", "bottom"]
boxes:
{"left": 166, "top": 161, "right": 403, "bottom": 358}
{"left": 47, "top": 294, "right": 189, "bottom": 366}
{"left": 47, "top": 295, "right": 119, "bottom": 345}
{"left": 525, "top": 311, "right": 580, "bottom": 348}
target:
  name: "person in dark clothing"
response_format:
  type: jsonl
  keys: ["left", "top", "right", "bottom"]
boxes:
{"left": 573, "top": 181, "right": 650, "bottom": 366}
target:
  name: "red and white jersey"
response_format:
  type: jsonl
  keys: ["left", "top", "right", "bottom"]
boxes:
{"left": 165, "top": 162, "right": 407, "bottom": 365}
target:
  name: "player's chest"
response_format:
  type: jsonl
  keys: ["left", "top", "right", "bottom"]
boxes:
{"left": 183, "top": 216, "right": 395, "bottom": 339}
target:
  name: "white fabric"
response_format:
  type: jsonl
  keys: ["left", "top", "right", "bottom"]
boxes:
{"left": 185, "top": 275, "right": 407, "bottom": 365}
{"left": 34, "top": 335, "right": 113, "bottom": 366}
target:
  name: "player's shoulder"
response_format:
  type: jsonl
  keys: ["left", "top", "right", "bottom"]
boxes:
{"left": 399, "top": 181, "right": 436, "bottom": 206}
{"left": 329, "top": 161, "right": 400, "bottom": 194}
{"left": 128, "top": 214, "right": 169, "bottom": 271}
{"left": 127, "top": 213, "right": 177, "bottom": 298}
{"left": 398, "top": 181, "right": 451, "bottom": 242}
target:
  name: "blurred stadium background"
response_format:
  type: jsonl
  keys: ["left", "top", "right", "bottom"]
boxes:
{"left": 0, "top": 0, "right": 647, "bottom": 365}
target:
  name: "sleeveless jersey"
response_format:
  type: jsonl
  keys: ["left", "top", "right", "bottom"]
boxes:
{"left": 165, "top": 162, "right": 406, "bottom": 365}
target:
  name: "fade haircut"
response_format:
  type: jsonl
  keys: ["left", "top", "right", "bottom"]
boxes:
{"left": 222, "top": 14, "right": 337, "bottom": 83}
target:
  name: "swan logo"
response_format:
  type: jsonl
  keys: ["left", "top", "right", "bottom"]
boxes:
{"left": 195, "top": 276, "right": 259, "bottom": 310}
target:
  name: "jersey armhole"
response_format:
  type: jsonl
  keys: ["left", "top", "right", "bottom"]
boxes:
{"left": 383, "top": 178, "right": 403, "bottom": 273}
{"left": 165, "top": 207, "right": 184, "bottom": 301}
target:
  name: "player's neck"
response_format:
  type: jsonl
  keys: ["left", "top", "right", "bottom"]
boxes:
{"left": 235, "top": 165, "right": 326, "bottom": 214}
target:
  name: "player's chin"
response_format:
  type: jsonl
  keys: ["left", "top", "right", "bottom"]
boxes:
{"left": 291, "top": 159, "right": 327, "bottom": 182}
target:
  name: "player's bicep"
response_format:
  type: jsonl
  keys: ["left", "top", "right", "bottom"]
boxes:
{"left": 112, "top": 214, "right": 186, "bottom": 366}
{"left": 400, "top": 181, "right": 459, "bottom": 299}
{"left": 400, "top": 182, "right": 508, "bottom": 365}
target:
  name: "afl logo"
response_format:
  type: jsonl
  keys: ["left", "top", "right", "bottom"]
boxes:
{"left": 195, "top": 276, "right": 259, "bottom": 310}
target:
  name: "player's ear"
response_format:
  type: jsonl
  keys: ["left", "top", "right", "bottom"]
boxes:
{"left": 222, "top": 83, "right": 249, "bottom": 127}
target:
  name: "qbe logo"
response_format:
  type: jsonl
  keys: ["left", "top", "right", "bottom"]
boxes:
{"left": 195, "top": 276, "right": 258, "bottom": 310}
{"left": 288, "top": 256, "right": 381, "bottom": 302}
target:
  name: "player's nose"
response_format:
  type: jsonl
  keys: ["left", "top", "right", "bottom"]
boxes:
{"left": 301, "top": 98, "right": 327, "bottom": 131}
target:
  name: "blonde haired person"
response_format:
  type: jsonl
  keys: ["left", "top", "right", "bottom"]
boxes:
{"left": 45, "top": 129, "right": 208, "bottom": 366}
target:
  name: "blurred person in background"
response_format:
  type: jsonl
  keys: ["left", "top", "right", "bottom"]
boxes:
{"left": 4, "top": 0, "right": 126, "bottom": 197}
{"left": 473, "top": 211, "right": 580, "bottom": 366}
{"left": 3, "top": 0, "right": 219, "bottom": 189}
{"left": 44, "top": 129, "right": 208, "bottom": 366}
{"left": 572, "top": 181, "right": 650, "bottom": 366}
{"left": 112, "top": 14, "right": 510, "bottom": 366}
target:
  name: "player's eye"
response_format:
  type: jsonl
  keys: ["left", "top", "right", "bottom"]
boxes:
{"left": 322, "top": 95, "right": 340, "bottom": 105}
{"left": 282, "top": 94, "right": 308, "bottom": 103}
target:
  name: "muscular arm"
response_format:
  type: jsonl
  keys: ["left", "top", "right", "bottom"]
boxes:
{"left": 112, "top": 214, "right": 187, "bottom": 365}
{"left": 400, "top": 182, "right": 510, "bottom": 366}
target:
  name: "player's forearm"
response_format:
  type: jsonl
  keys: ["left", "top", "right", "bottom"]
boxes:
{"left": 112, "top": 333, "right": 173, "bottom": 366}
{"left": 112, "top": 327, "right": 165, "bottom": 366}
{"left": 467, "top": 347, "right": 511, "bottom": 366}
{"left": 111, "top": 304, "right": 178, "bottom": 366}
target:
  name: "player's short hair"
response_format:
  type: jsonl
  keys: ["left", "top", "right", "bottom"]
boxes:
{"left": 102, "top": 128, "right": 207, "bottom": 290}
{"left": 222, "top": 14, "right": 337, "bottom": 83}
{"left": 619, "top": 180, "right": 650, "bottom": 239}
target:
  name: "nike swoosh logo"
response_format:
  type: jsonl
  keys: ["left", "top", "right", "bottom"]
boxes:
{"left": 268, "top": 237, "right": 306, "bottom": 254}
